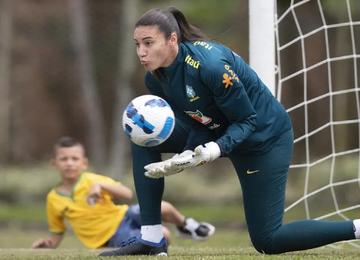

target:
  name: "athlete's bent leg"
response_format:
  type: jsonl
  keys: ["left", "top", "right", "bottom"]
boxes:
{"left": 231, "top": 130, "right": 355, "bottom": 254}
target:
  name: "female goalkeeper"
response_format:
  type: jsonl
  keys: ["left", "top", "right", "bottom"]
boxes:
{"left": 100, "top": 6, "right": 360, "bottom": 257}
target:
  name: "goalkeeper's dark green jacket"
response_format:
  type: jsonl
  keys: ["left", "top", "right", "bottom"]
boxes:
{"left": 144, "top": 40, "right": 292, "bottom": 156}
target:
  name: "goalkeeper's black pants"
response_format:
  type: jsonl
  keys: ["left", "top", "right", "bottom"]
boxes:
{"left": 131, "top": 124, "right": 355, "bottom": 254}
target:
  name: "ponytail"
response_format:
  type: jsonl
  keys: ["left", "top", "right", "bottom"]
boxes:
{"left": 135, "top": 7, "right": 207, "bottom": 43}
{"left": 167, "top": 7, "right": 207, "bottom": 42}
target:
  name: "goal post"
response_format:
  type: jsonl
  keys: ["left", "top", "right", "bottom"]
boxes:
{"left": 249, "top": 0, "right": 276, "bottom": 95}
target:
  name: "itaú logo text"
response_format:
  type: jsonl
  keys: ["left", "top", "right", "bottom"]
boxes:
{"left": 185, "top": 55, "right": 200, "bottom": 69}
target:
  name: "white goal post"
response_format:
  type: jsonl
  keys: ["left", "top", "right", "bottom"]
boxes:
{"left": 249, "top": 0, "right": 276, "bottom": 95}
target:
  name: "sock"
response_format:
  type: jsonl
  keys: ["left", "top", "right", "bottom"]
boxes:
{"left": 185, "top": 217, "right": 200, "bottom": 230}
{"left": 353, "top": 219, "right": 360, "bottom": 239}
{"left": 141, "top": 225, "right": 163, "bottom": 243}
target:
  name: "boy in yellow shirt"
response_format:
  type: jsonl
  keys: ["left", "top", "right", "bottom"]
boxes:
{"left": 32, "top": 136, "right": 215, "bottom": 249}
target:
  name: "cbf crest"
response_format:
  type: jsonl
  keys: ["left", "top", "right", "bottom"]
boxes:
{"left": 186, "top": 85, "right": 200, "bottom": 102}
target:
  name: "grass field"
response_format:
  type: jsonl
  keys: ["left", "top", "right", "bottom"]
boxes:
{"left": 0, "top": 227, "right": 357, "bottom": 260}
{"left": 0, "top": 224, "right": 359, "bottom": 259}
{"left": 0, "top": 202, "right": 360, "bottom": 259}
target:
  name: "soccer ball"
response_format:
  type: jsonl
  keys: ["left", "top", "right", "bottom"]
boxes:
{"left": 122, "top": 95, "right": 175, "bottom": 147}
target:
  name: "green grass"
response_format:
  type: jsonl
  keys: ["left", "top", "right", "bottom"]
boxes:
{"left": 0, "top": 211, "right": 359, "bottom": 260}
{"left": 0, "top": 204, "right": 46, "bottom": 223}
{"left": 0, "top": 227, "right": 359, "bottom": 259}
{"left": 0, "top": 203, "right": 359, "bottom": 259}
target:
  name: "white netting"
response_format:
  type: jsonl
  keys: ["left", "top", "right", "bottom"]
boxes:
{"left": 275, "top": 0, "right": 360, "bottom": 247}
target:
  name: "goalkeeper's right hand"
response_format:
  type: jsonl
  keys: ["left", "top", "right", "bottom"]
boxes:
{"left": 144, "top": 150, "right": 195, "bottom": 179}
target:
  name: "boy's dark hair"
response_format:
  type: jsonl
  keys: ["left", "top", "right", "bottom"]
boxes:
{"left": 53, "top": 136, "right": 85, "bottom": 156}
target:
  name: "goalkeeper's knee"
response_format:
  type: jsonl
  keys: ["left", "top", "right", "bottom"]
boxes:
{"left": 250, "top": 234, "right": 280, "bottom": 255}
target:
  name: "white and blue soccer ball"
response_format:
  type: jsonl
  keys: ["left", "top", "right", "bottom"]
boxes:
{"left": 122, "top": 95, "right": 175, "bottom": 147}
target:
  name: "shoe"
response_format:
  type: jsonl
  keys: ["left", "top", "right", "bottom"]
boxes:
{"left": 99, "top": 236, "right": 167, "bottom": 256}
{"left": 176, "top": 217, "right": 215, "bottom": 240}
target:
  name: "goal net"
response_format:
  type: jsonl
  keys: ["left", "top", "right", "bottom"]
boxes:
{"left": 250, "top": 0, "right": 360, "bottom": 248}
{"left": 275, "top": 0, "right": 360, "bottom": 247}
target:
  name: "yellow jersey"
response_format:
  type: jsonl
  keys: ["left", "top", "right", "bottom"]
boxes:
{"left": 46, "top": 172, "right": 129, "bottom": 249}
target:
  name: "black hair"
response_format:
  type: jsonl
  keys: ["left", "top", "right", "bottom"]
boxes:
{"left": 135, "top": 6, "right": 207, "bottom": 42}
{"left": 53, "top": 136, "right": 85, "bottom": 156}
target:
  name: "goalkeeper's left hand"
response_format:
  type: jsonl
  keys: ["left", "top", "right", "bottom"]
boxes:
{"left": 144, "top": 150, "right": 194, "bottom": 179}
{"left": 144, "top": 142, "right": 221, "bottom": 179}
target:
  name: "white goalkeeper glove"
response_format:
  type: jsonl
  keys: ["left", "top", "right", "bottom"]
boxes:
{"left": 144, "top": 150, "right": 194, "bottom": 179}
{"left": 144, "top": 142, "right": 221, "bottom": 179}
{"left": 193, "top": 141, "right": 221, "bottom": 164}
{"left": 170, "top": 141, "right": 221, "bottom": 169}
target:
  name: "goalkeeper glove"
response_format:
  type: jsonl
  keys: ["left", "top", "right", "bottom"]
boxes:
{"left": 144, "top": 142, "right": 221, "bottom": 179}
{"left": 170, "top": 141, "right": 221, "bottom": 169}
{"left": 193, "top": 141, "right": 221, "bottom": 163}
{"left": 144, "top": 150, "right": 194, "bottom": 179}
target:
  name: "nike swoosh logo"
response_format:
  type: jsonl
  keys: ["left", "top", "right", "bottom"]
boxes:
{"left": 246, "top": 169, "right": 259, "bottom": 175}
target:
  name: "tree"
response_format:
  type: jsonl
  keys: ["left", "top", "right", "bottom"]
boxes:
{"left": 69, "top": 0, "right": 106, "bottom": 167}
{"left": 0, "top": 0, "right": 13, "bottom": 162}
{"left": 109, "top": 0, "right": 139, "bottom": 177}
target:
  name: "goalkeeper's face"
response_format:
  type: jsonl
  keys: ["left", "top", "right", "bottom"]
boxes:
{"left": 52, "top": 145, "right": 88, "bottom": 181}
{"left": 133, "top": 25, "right": 178, "bottom": 71}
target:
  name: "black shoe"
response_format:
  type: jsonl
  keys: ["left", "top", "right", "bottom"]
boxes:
{"left": 99, "top": 236, "right": 168, "bottom": 256}
{"left": 176, "top": 217, "right": 215, "bottom": 240}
